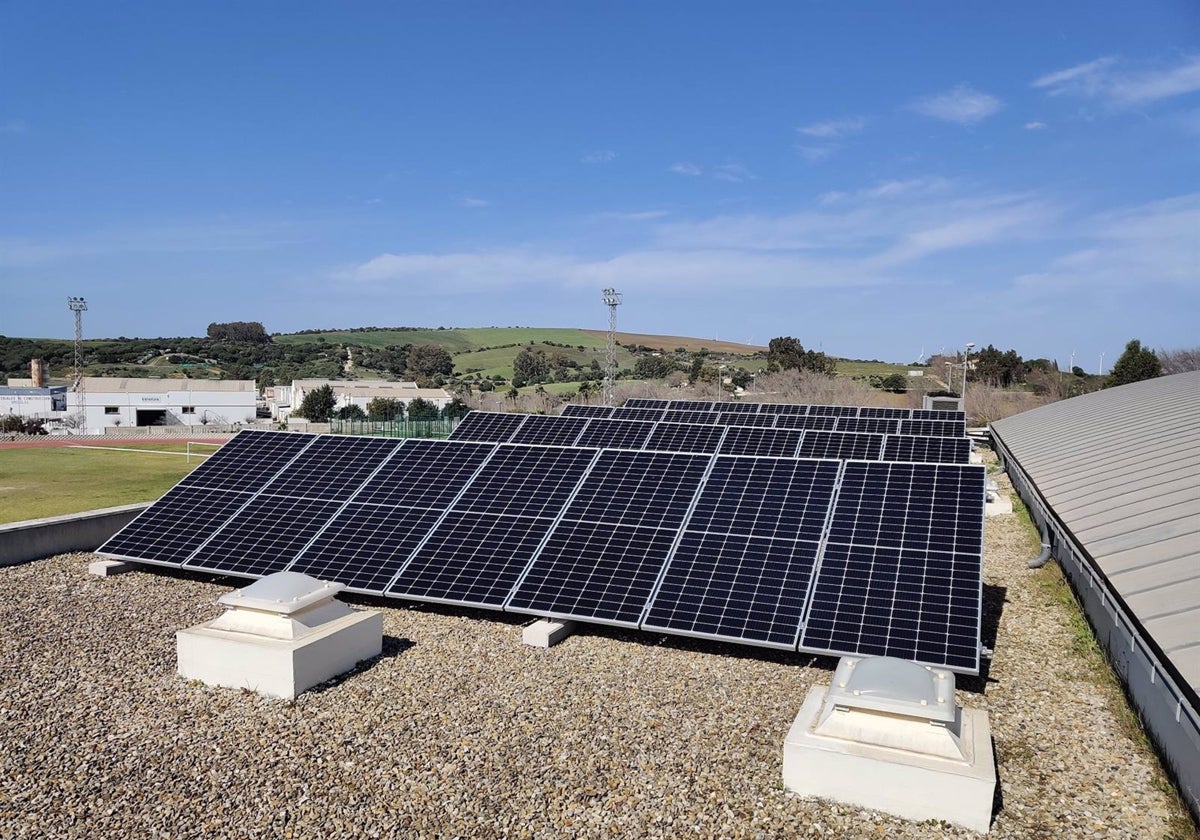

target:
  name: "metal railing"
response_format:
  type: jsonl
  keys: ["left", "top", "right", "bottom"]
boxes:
{"left": 329, "top": 417, "right": 460, "bottom": 438}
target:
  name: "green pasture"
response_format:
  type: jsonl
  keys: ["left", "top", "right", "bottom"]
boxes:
{"left": 0, "top": 443, "right": 203, "bottom": 524}
{"left": 834, "top": 359, "right": 916, "bottom": 378}
{"left": 275, "top": 326, "right": 608, "bottom": 353}
{"left": 454, "top": 343, "right": 637, "bottom": 378}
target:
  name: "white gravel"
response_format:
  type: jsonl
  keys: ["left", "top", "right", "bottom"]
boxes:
{"left": 0, "top": 465, "right": 1193, "bottom": 839}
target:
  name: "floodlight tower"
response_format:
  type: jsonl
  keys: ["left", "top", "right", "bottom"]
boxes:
{"left": 67, "top": 296, "right": 88, "bottom": 424}
{"left": 962, "top": 342, "right": 975, "bottom": 412}
{"left": 601, "top": 288, "right": 622, "bottom": 406}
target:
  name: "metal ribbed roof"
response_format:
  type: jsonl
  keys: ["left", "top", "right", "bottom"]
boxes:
{"left": 992, "top": 371, "right": 1200, "bottom": 690}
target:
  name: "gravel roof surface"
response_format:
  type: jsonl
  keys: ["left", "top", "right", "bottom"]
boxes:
{"left": 1, "top": 461, "right": 1193, "bottom": 839}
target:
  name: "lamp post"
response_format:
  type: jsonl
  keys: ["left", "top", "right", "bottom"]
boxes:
{"left": 963, "top": 342, "right": 975, "bottom": 414}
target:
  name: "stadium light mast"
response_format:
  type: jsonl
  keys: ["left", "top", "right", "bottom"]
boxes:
{"left": 67, "top": 296, "right": 88, "bottom": 425}
{"left": 962, "top": 342, "right": 975, "bottom": 414}
{"left": 601, "top": 288, "right": 622, "bottom": 406}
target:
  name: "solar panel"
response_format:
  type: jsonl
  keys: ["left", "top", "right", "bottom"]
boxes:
{"left": 774, "top": 414, "right": 837, "bottom": 431}
{"left": 97, "top": 485, "right": 252, "bottom": 567}
{"left": 912, "top": 408, "right": 966, "bottom": 422}
{"left": 449, "top": 411, "right": 526, "bottom": 442}
{"left": 289, "top": 506, "right": 442, "bottom": 592}
{"left": 899, "top": 418, "right": 967, "bottom": 438}
{"left": 807, "top": 405, "right": 860, "bottom": 417}
{"left": 834, "top": 416, "right": 901, "bottom": 435}
{"left": 258, "top": 436, "right": 404, "bottom": 501}
{"left": 184, "top": 495, "right": 345, "bottom": 578}
{"left": 717, "top": 411, "right": 775, "bottom": 427}
{"left": 719, "top": 401, "right": 760, "bottom": 413}
{"left": 671, "top": 400, "right": 721, "bottom": 411}
{"left": 755, "top": 403, "right": 808, "bottom": 415}
{"left": 624, "top": 398, "right": 669, "bottom": 409}
{"left": 573, "top": 418, "right": 656, "bottom": 450}
{"left": 451, "top": 445, "right": 598, "bottom": 519}
{"left": 610, "top": 406, "right": 666, "bottom": 421}
{"left": 509, "top": 414, "right": 590, "bottom": 446}
{"left": 883, "top": 435, "right": 972, "bottom": 465}
{"left": 643, "top": 422, "right": 726, "bottom": 454}
{"left": 796, "top": 430, "right": 884, "bottom": 460}
{"left": 506, "top": 450, "right": 711, "bottom": 625}
{"left": 800, "top": 461, "right": 985, "bottom": 672}
{"left": 353, "top": 440, "right": 495, "bottom": 508}
{"left": 642, "top": 457, "right": 839, "bottom": 648}
{"left": 663, "top": 408, "right": 721, "bottom": 425}
{"left": 717, "top": 426, "right": 802, "bottom": 457}
{"left": 388, "top": 511, "right": 557, "bottom": 607}
{"left": 858, "top": 407, "right": 912, "bottom": 419}
{"left": 176, "top": 429, "right": 316, "bottom": 492}
{"left": 561, "top": 404, "right": 613, "bottom": 418}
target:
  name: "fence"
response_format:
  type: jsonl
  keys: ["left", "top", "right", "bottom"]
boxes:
{"left": 330, "top": 417, "right": 460, "bottom": 439}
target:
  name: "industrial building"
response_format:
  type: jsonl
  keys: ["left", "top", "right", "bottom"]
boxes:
{"left": 272, "top": 379, "right": 452, "bottom": 420}
{"left": 992, "top": 370, "right": 1200, "bottom": 820}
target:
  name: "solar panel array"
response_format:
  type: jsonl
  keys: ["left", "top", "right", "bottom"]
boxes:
{"left": 450, "top": 410, "right": 971, "bottom": 464}
{"left": 100, "top": 424, "right": 987, "bottom": 673}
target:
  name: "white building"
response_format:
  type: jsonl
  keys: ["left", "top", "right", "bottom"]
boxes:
{"left": 70, "top": 377, "right": 257, "bottom": 431}
{"left": 0, "top": 385, "right": 68, "bottom": 420}
{"left": 276, "top": 379, "right": 452, "bottom": 420}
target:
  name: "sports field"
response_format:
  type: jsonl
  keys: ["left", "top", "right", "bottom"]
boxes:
{"left": 0, "top": 442, "right": 205, "bottom": 524}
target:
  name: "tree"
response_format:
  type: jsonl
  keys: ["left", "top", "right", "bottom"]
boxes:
{"left": 1158, "top": 347, "right": 1200, "bottom": 374}
{"left": 879, "top": 373, "right": 908, "bottom": 393}
{"left": 365, "top": 397, "right": 403, "bottom": 421}
{"left": 206, "top": 321, "right": 271, "bottom": 343}
{"left": 1105, "top": 339, "right": 1162, "bottom": 388}
{"left": 576, "top": 380, "right": 596, "bottom": 403}
{"left": 506, "top": 386, "right": 520, "bottom": 406}
{"left": 443, "top": 397, "right": 470, "bottom": 419}
{"left": 767, "top": 337, "right": 836, "bottom": 377}
{"left": 634, "top": 356, "right": 681, "bottom": 379}
{"left": 335, "top": 404, "right": 367, "bottom": 420}
{"left": 406, "top": 344, "right": 454, "bottom": 380}
{"left": 294, "top": 384, "right": 337, "bottom": 421}
{"left": 406, "top": 397, "right": 440, "bottom": 420}
{"left": 513, "top": 348, "right": 550, "bottom": 385}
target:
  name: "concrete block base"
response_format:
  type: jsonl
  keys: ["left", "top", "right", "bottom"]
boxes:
{"left": 522, "top": 619, "right": 576, "bottom": 648}
{"left": 177, "top": 610, "right": 382, "bottom": 700}
{"left": 985, "top": 495, "right": 1014, "bottom": 516}
{"left": 89, "top": 559, "right": 136, "bottom": 577}
{"left": 783, "top": 686, "right": 996, "bottom": 834}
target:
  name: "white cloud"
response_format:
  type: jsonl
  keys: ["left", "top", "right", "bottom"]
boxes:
{"left": 819, "top": 177, "right": 953, "bottom": 205}
{"left": 713, "top": 163, "right": 756, "bottom": 183}
{"left": 797, "top": 118, "right": 865, "bottom": 139}
{"left": 796, "top": 145, "right": 835, "bottom": 163}
{"left": 591, "top": 210, "right": 669, "bottom": 222}
{"left": 1024, "top": 121, "right": 1047, "bottom": 130}
{"left": 461, "top": 197, "right": 490, "bottom": 208}
{"left": 1033, "top": 55, "right": 1200, "bottom": 107}
{"left": 582, "top": 150, "right": 617, "bottom": 164}
{"left": 669, "top": 162, "right": 702, "bottom": 176}
{"left": 910, "top": 84, "right": 1003, "bottom": 125}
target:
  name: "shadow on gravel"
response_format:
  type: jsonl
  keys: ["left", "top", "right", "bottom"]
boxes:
{"left": 958, "top": 582, "right": 1007, "bottom": 696}
{"left": 304, "top": 634, "right": 415, "bottom": 695}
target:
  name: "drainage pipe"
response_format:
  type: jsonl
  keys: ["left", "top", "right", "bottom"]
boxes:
{"left": 1027, "top": 519, "right": 1053, "bottom": 569}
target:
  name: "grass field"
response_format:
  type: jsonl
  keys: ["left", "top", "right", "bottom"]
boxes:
{"left": 581, "top": 330, "right": 764, "bottom": 355}
{"left": 834, "top": 359, "right": 917, "bottom": 378}
{"left": 275, "top": 327, "right": 611, "bottom": 353}
{"left": 0, "top": 444, "right": 200, "bottom": 524}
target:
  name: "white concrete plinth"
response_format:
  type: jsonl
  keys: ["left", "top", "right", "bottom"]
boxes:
{"left": 782, "top": 658, "right": 996, "bottom": 834}
{"left": 523, "top": 619, "right": 576, "bottom": 648}
{"left": 985, "top": 495, "right": 1013, "bottom": 516}
{"left": 89, "top": 559, "right": 135, "bottom": 577}
{"left": 176, "top": 571, "right": 383, "bottom": 700}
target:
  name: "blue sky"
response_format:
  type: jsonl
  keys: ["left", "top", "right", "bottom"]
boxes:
{"left": 2, "top": 2, "right": 1197, "bottom": 369}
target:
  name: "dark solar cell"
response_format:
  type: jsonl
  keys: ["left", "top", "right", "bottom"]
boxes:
{"left": 663, "top": 409, "right": 721, "bottom": 425}
{"left": 643, "top": 533, "right": 819, "bottom": 648}
{"left": 560, "top": 450, "right": 710, "bottom": 528}
{"left": 755, "top": 403, "right": 808, "bottom": 415}
{"left": 624, "top": 398, "right": 670, "bottom": 409}
{"left": 610, "top": 406, "right": 666, "bottom": 421}
{"left": 912, "top": 409, "right": 966, "bottom": 422}
{"left": 643, "top": 422, "right": 725, "bottom": 453}
{"left": 177, "top": 429, "right": 316, "bottom": 492}
{"left": 184, "top": 495, "right": 345, "bottom": 578}
{"left": 448, "top": 411, "right": 526, "bottom": 442}
{"left": 289, "top": 506, "right": 442, "bottom": 592}
{"left": 258, "top": 435, "right": 403, "bottom": 501}
{"left": 883, "top": 435, "right": 972, "bottom": 465}
{"left": 389, "top": 511, "right": 555, "bottom": 607}
{"left": 774, "top": 414, "right": 838, "bottom": 431}
{"left": 508, "top": 414, "right": 590, "bottom": 446}
{"left": 717, "top": 426, "right": 803, "bottom": 457}
{"left": 97, "top": 485, "right": 252, "bottom": 566}
{"left": 354, "top": 440, "right": 495, "bottom": 509}
{"left": 899, "top": 419, "right": 967, "bottom": 438}
{"left": 685, "top": 456, "right": 840, "bottom": 541}
{"left": 561, "top": 404, "right": 614, "bottom": 418}
{"left": 807, "top": 405, "right": 860, "bottom": 417}
{"left": 834, "top": 416, "right": 902, "bottom": 435}
{"left": 858, "top": 407, "right": 912, "bottom": 419}
{"left": 796, "top": 430, "right": 884, "bottom": 461}
{"left": 451, "top": 445, "right": 596, "bottom": 519}
{"left": 719, "top": 401, "right": 760, "bottom": 413}
{"left": 671, "top": 400, "right": 721, "bottom": 412}
{"left": 507, "top": 521, "right": 679, "bottom": 625}
{"left": 717, "top": 411, "right": 776, "bottom": 427}
{"left": 573, "top": 418, "right": 656, "bottom": 450}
